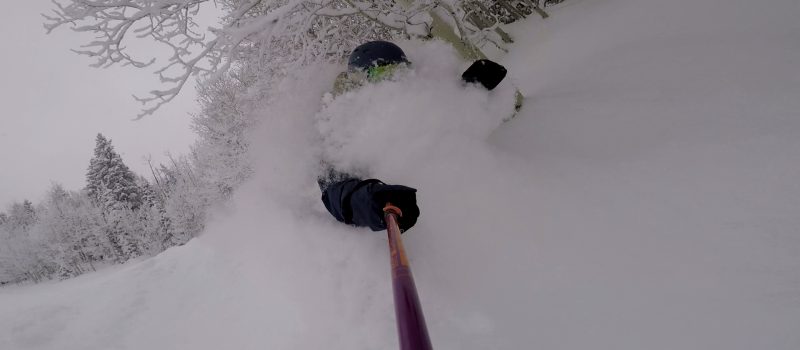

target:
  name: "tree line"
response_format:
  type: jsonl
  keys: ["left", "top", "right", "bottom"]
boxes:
{"left": 0, "top": 74, "right": 252, "bottom": 284}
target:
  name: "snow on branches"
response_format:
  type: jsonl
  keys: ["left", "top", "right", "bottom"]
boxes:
{"left": 44, "top": 0, "right": 217, "bottom": 118}
{"left": 43, "top": 0, "right": 414, "bottom": 117}
{"left": 43, "top": 0, "right": 546, "bottom": 117}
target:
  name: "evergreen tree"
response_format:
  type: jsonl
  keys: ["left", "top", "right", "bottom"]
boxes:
{"left": 86, "top": 134, "right": 146, "bottom": 261}
{"left": 136, "top": 175, "right": 157, "bottom": 208}
{"left": 86, "top": 134, "right": 143, "bottom": 211}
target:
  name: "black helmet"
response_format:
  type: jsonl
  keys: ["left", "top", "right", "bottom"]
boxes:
{"left": 348, "top": 41, "right": 409, "bottom": 71}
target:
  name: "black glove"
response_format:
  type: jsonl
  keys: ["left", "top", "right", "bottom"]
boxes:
{"left": 321, "top": 177, "right": 420, "bottom": 232}
{"left": 461, "top": 59, "right": 507, "bottom": 90}
{"left": 370, "top": 184, "right": 420, "bottom": 232}
{"left": 348, "top": 181, "right": 419, "bottom": 232}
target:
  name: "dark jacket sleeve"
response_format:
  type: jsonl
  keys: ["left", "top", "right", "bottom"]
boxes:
{"left": 321, "top": 178, "right": 386, "bottom": 230}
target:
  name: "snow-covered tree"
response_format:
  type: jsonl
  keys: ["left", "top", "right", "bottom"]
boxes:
{"left": 191, "top": 72, "right": 255, "bottom": 197}
{"left": 0, "top": 200, "right": 51, "bottom": 283}
{"left": 152, "top": 155, "right": 216, "bottom": 244}
{"left": 6, "top": 200, "right": 37, "bottom": 231}
{"left": 34, "top": 184, "right": 107, "bottom": 278}
{"left": 44, "top": 0, "right": 555, "bottom": 116}
{"left": 86, "top": 134, "right": 143, "bottom": 211}
{"left": 3, "top": 126, "right": 246, "bottom": 283}
{"left": 85, "top": 133, "right": 150, "bottom": 261}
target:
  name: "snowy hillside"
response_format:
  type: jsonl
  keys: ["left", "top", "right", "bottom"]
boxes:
{"left": 2, "top": 0, "right": 799, "bottom": 349}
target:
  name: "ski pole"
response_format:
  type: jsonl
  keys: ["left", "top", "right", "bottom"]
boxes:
{"left": 383, "top": 203, "right": 433, "bottom": 350}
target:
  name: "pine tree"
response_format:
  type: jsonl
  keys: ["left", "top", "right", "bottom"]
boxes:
{"left": 86, "top": 134, "right": 143, "bottom": 211}
{"left": 136, "top": 175, "right": 157, "bottom": 208}
{"left": 86, "top": 134, "right": 145, "bottom": 261}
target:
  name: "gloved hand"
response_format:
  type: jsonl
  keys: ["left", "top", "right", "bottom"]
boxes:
{"left": 348, "top": 180, "right": 420, "bottom": 232}
{"left": 461, "top": 59, "right": 507, "bottom": 90}
{"left": 370, "top": 184, "right": 420, "bottom": 232}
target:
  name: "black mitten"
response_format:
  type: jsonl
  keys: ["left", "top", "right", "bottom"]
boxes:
{"left": 370, "top": 184, "right": 420, "bottom": 232}
{"left": 461, "top": 59, "right": 507, "bottom": 90}
{"left": 321, "top": 178, "right": 420, "bottom": 232}
{"left": 348, "top": 181, "right": 419, "bottom": 231}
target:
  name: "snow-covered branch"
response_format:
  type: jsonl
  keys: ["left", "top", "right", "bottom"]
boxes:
{"left": 44, "top": 0, "right": 221, "bottom": 117}
{"left": 44, "top": 0, "right": 550, "bottom": 117}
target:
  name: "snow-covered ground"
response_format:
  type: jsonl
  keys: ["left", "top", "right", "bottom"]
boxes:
{"left": 2, "top": 0, "right": 799, "bottom": 349}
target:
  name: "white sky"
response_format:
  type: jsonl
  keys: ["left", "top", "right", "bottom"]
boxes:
{"left": 0, "top": 2, "right": 213, "bottom": 208}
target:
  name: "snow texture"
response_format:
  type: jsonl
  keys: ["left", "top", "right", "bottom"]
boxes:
{"left": 2, "top": 0, "right": 799, "bottom": 349}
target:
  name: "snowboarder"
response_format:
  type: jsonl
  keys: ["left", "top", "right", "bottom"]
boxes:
{"left": 318, "top": 40, "right": 508, "bottom": 232}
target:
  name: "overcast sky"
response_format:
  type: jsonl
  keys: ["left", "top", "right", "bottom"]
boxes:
{"left": 0, "top": 2, "right": 210, "bottom": 208}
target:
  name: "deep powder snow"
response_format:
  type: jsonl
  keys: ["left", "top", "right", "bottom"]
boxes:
{"left": 2, "top": 0, "right": 799, "bottom": 349}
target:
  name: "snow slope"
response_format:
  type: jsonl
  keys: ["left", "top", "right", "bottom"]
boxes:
{"left": 2, "top": 0, "right": 799, "bottom": 349}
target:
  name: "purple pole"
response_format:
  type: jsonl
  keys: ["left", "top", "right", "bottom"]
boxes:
{"left": 384, "top": 204, "right": 433, "bottom": 350}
